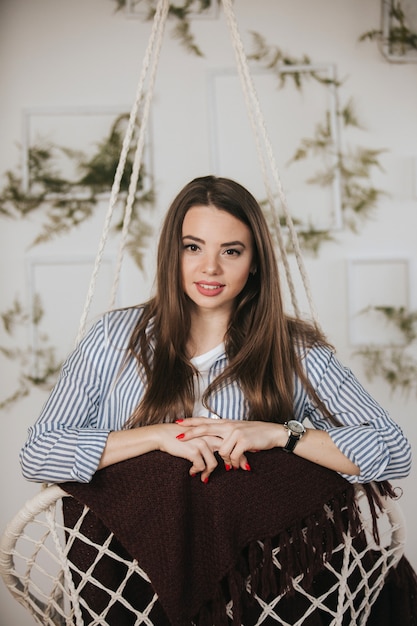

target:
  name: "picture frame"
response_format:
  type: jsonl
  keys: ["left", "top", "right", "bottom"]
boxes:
{"left": 381, "top": 0, "right": 417, "bottom": 63}
{"left": 346, "top": 256, "right": 411, "bottom": 346}
{"left": 21, "top": 106, "right": 154, "bottom": 199}
{"left": 26, "top": 254, "right": 119, "bottom": 375}
{"left": 207, "top": 64, "right": 343, "bottom": 232}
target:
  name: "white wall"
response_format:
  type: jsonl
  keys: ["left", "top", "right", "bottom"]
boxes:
{"left": 0, "top": 1, "right": 416, "bottom": 624}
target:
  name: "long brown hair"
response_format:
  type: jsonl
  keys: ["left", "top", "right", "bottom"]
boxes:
{"left": 126, "top": 175, "right": 330, "bottom": 427}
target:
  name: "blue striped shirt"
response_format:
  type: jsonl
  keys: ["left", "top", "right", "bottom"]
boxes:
{"left": 20, "top": 307, "right": 412, "bottom": 484}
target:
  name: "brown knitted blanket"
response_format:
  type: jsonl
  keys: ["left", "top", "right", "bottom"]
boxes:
{"left": 61, "top": 449, "right": 417, "bottom": 625}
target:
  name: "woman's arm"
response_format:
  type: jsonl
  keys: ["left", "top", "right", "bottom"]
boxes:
{"left": 174, "top": 417, "right": 360, "bottom": 481}
{"left": 97, "top": 424, "right": 221, "bottom": 478}
{"left": 282, "top": 426, "right": 360, "bottom": 475}
{"left": 20, "top": 317, "right": 112, "bottom": 483}
{"left": 174, "top": 345, "right": 411, "bottom": 483}
{"left": 20, "top": 309, "right": 147, "bottom": 483}
{"left": 20, "top": 311, "right": 221, "bottom": 483}
{"left": 300, "top": 345, "right": 412, "bottom": 483}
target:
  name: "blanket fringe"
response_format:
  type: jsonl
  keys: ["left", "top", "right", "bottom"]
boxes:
{"left": 362, "top": 480, "right": 398, "bottom": 545}
{"left": 193, "top": 483, "right": 385, "bottom": 626}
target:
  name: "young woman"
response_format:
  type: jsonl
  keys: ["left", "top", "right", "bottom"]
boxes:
{"left": 20, "top": 175, "right": 411, "bottom": 485}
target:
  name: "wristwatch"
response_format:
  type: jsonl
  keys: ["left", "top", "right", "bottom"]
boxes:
{"left": 283, "top": 420, "right": 306, "bottom": 453}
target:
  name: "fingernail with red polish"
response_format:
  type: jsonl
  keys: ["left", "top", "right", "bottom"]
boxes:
{"left": 245, "top": 463, "right": 252, "bottom": 471}
{"left": 203, "top": 477, "right": 209, "bottom": 484}
{"left": 175, "top": 419, "right": 184, "bottom": 423}
{"left": 225, "top": 464, "right": 232, "bottom": 471}
{"left": 176, "top": 433, "right": 185, "bottom": 440}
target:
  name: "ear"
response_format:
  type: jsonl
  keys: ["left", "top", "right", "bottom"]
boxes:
{"left": 250, "top": 266, "right": 257, "bottom": 276}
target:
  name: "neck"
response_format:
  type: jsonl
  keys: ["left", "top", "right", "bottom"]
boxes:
{"left": 187, "top": 308, "right": 229, "bottom": 357}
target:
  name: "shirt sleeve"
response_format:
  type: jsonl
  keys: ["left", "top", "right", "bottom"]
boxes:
{"left": 20, "top": 317, "right": 112, "bottom": 484}
{"left": 303, "top": 345, "right": 412, "bottom": 484}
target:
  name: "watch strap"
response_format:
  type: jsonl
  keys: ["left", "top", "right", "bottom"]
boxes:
{"left": 283, "top": 432, "right": 300, "bottom": 453}
{"left": 283, "top": 421, "right": 305, "bottom": 453}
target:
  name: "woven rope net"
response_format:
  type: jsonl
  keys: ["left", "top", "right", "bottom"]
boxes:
{"left": 0, "top": 483, "right": 406, "bottom": 625}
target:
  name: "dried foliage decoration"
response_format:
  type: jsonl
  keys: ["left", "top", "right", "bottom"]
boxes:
{"left": 249, "top": 34, "right": 387, "bottom": 251}
{"left": 355, "top": 306, "right": 417, "bottom": 396}
{"left": 114, "top": 0, "right": 217, "bottom": 56}
{"left": 0, "top": 113, "right": 155, "bottom": 410}
{"left": 359, "top": 1, "right": 417, "bottom": 61}
{"left": 249, "top": 32, "right": 342, "bottom": 91}
{"left": 0, "top": 114, "right": 154, "bottom": 269}
{"left": 0, "top": 297, "right": 61, "bottom": 410}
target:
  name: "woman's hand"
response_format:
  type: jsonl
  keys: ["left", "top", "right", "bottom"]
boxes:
{"left": 100, "top": 418, "right": 360, "bottom": 484}
{"left": 175, "top": 418, "right": 361, "bottom": 479}
{"left": 175, "top": 417, "right": 283, "bottom": 478}
{"left": 155, "top": 423, "right": 222, "bottom": 482}
{"left": 98, "top": 422, "right": 221, "bottom": 482}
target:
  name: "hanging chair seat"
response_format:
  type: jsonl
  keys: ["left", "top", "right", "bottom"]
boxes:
{"left": 0, "top": 449, "right": 412, "bottom": 626}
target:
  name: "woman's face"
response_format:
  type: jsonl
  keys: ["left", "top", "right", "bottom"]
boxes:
{"left": 181, "top": 205, "right": 255, "bottom": 318}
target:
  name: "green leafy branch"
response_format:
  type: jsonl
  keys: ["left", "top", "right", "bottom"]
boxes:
{"left": 357, "top": 346, "right": 417, "bottom": 396}
{"left": 288, "top": 95, "right": 386, "bottom": 234}
{"left": 114, "top": 0, "right": 217, "bottom": 56}
{"left": 249, "top": 34, "right": 387, "bottom": 245}
{"left": 355, "top": 306, "right": 417, "bottom": 396}
{"left": 0, "top": 114, "right": 154, "bottom": 269}
{"left": 361, "top": 305, "right": 417, "bottom": 344}
{"left": 293, "top": 110, "right": 386, "bottom": 230}
{"left": 0, "top": 296, "right": 61, "bottom": 411}
{"left": 260, "top": 202, "right": 335, "bottom": 255}
{"left": 359, "top": 1, "right": 417, "bottom": 58}
{"left": 248, "top": 32, "right": 342, "bottom": 90}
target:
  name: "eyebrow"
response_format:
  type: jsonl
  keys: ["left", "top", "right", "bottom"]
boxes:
{"left": 182, "top": 235, "right": 246, "bottom": 248}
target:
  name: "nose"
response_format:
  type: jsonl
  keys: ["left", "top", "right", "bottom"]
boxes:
{"left": 202, "top": 251, "right": 221, "bottom": 275}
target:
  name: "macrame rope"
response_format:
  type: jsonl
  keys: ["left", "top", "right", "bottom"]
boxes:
{"left": 220, "top": 0, "right": 300, "bottom": 319}
{"left": 75, "top": 0, "right": 170, "bottom": 344}
{"left": 109, "top": 0, "right": 169, "bottom": 309}
{"left": 76, "top": 0, "right": 319, "bottom": 344}
{"left": 45, "top": 503, "right": 85, "bottom": 626}
{"left": 221, "top": 0, "right": 320, "bottom": 325}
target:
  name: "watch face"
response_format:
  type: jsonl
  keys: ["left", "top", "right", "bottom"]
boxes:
{"left": 287, "top": 420, "right": 305, "bottom": 434}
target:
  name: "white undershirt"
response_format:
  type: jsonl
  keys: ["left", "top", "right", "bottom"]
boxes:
{"left": 190, "top": 343, "right": 225, "bottom": 417}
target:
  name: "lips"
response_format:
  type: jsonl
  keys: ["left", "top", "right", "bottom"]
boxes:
{"left": 195, "top": 281, "right": 225, "bottom": 297}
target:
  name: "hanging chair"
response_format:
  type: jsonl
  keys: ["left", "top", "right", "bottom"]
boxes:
{"left": 0, "top": 456, "right": 412, "bottom": 626}
{"left": 1, "top": 0, "right": 416, "bottom": 624}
